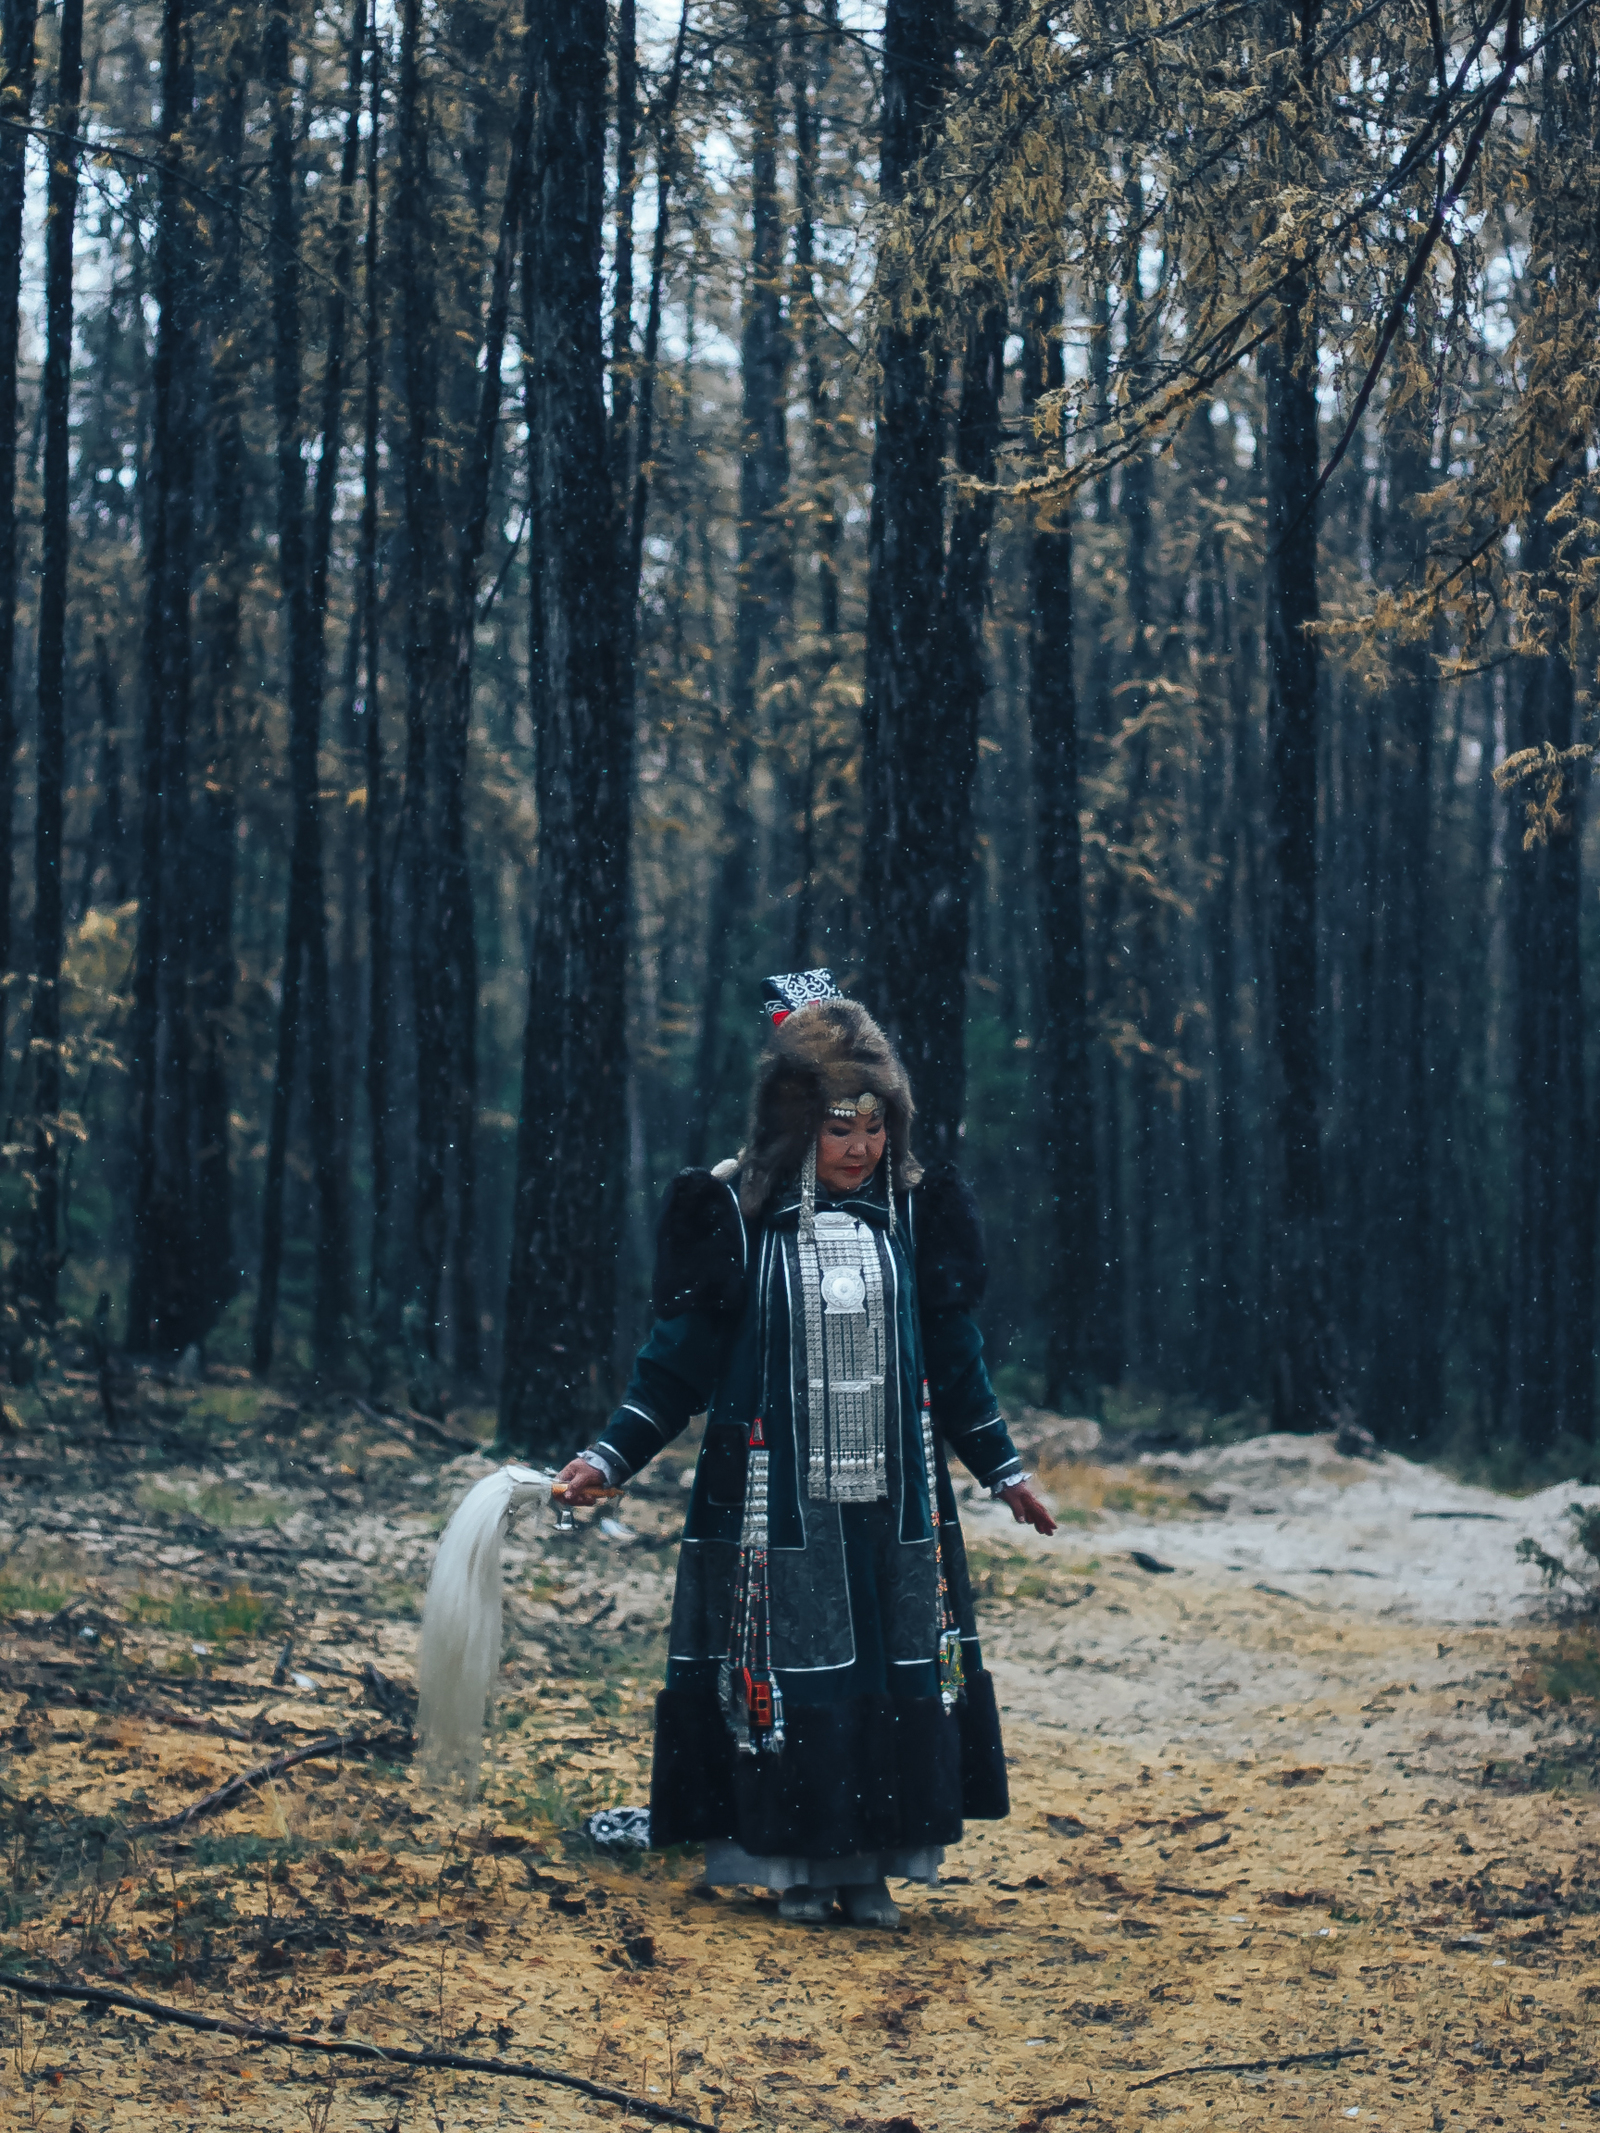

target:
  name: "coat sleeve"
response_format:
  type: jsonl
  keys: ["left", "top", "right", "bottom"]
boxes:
{"left": 587, "top": 1169, "right": 746, "bottom": 1483}
{"left": 915, "top": 1163, "right": 1025, "bottom": 1493}
{"left": 594, "top": 1312, "right": 733, "bottom": 1481}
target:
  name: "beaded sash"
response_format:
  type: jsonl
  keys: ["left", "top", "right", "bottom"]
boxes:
{"left": 798, "top": 1210, "right": 890, "bottom": 1503}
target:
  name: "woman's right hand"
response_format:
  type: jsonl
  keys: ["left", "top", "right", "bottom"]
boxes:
{"left": 552, "top": 1458, "right": 609, "bottom": 1508}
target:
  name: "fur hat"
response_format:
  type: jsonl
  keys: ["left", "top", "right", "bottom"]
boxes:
{"left": 738, "top": 997, "right": 922, "bottom": 1219}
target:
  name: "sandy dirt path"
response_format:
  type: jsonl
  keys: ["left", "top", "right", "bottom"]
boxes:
{"left": 0, "top": 1398, "right": 1597, "bottom": 2132}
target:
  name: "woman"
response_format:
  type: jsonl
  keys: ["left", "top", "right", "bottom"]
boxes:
{"left": 555, "top": 971, "right": 1055, "bottom": 1927}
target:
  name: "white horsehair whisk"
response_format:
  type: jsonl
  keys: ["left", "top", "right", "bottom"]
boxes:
{"left": 417, "top": 1463, "right": 551, "bottom": 1797}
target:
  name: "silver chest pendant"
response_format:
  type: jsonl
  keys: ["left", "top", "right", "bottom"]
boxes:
{"left": 801, "top": 1211, "right": 889, "bottom": 1503}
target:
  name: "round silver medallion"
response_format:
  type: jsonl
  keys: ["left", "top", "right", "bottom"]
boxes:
{"left": 820, "top": 1265, "right": 867, "bottom": 1313}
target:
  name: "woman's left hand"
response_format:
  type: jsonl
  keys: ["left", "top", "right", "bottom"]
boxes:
{"left": 1000, "top": 1481, "right": 1057, "bottom": 1536}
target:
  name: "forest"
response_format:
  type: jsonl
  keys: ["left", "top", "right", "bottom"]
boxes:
{"left": 0, "top": 0, "right": 1594, "bottom": 1472}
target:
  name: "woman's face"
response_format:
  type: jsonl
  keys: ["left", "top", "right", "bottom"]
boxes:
{"left": 815, "top": 1111, "right": 887, "bottom": 1196}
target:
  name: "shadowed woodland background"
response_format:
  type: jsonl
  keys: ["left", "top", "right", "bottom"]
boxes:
{"left": 0, "top": 0, "right": 1594, "bottom": 1472}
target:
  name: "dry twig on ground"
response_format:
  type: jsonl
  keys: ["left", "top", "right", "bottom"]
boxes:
{"left": 1128, "top": 2044, "right": 1370, "bottom": 2091}
{"left": 351, "top": 1397, "right": 482, "bottom": 1456}
{"left": 129, "top": 1725, "right": 411, "bottom": 1836}
{"left": 1, "top": 1975, "right": 711, "bottom": 2130}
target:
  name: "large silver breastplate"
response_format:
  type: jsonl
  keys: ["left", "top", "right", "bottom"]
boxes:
{"left": 799, "top": 1210, "right": 890, "bottom": 1502}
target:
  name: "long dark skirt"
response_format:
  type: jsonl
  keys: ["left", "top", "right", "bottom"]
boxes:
{"left": 650, "top": 1501, "right": 1009, "bottom": 1857}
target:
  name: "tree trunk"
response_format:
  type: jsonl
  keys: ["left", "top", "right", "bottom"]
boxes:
{"left": 1197, "top": 428, "right": 1249, "bottom": 1407}
{"left": 89, "top": 637, "right": 129, "bottom": 908}
{"left": 744, "top": 0, "right": 802, "bottom": 940}
{"left": 624, "top": 0, "right": 690, "bottom": 613}
{"left": 440, "top": 14, "right": 535, "bottom": 1379}
{"left": 736, "top": 0, "right": 793, "bottom": 762}
{"left": 192, "top": 18, "right": 251, "bottom": 1333}
{"left": 1327, "top": 596, "right": 1376, "bottom": 1406}
{"left": 1365, "top": 412, "right": 1439, "bottom": 1444}
{"left": 676, "top": 295, "right": 732, "bottom": 1175}
{"left": 918, "top": 299, "right": 1003, "bottom": 1156}
{"left": 1094, "top": 905, "right": 1126, "bottom": 1390}
{"left": 129, "top": 0, "right": 199, "bottom": 1356}
{"left": 1023, "top": 280, "right": 1093, "bottom": 1407}
{"left": 398, "top": 0, "right": 448, "bottom": 1361}
{"left": 300, "top": 0, "right": 365, "bottom": 1350}
{"left": 610, "top": 0, "right": 636, "bottom": 495}
{"left": 1261, "top": 270, "right": 1339, "bottom": 1431}
{"left": 1500, "top": 21, "right": 1596, "bottom": 1461}
{"left": 335, "top": 564, "right": 363, "bottom": 1208}
{"left": 682, "top": 723, "right": 750, "bottom": 1170}
{"left": 787, "top": 0, "right": 840, "bottom": 963}
{"left": 790, "top": 0, "right": 839, "bottom": 651}
{"left": 0, "top": 0, "right": 39, "bottom": 1081}
{"left": 861, "top": 0, "right": 956, "bottom": 1119}
{"left": 498, "top": 0, "right": 628, "bottom": 1455}
{"left": 1506, "top": 501, "right": 1593, "bottom": 1460}
{"left": 1443, "top": 676, "right": 1503, "bottom": 1431}
{"left": 620, "top": 5, "right": 688, "bottom": 1180}
{"left": 253, "top": 0, "right": 355, "bottom": 1374}
{"left": 1086, "top": 275, "right": 1123, "bottom": 1387}
{"left": 363, "top": 0, "right": 392, "bottom": 1343}
{"left": 687, "top": 0, "right": 791, "bottom": 1166}
{"left": 1233, "top": 431, "right": 1267, "bottom": 1401}
{"left": 1119, "top": 265, "right": 1161, "bottom": 1379}
{"left": 26, "top": 0, "right": 83, "bottom": 1321}
{"left": 251, "top": 0, "right": 313, "bottom": 1375}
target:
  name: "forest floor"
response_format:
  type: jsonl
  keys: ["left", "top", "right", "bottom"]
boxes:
{"left": 1, "top": 1373, "right": 1599, "bottom": 2132}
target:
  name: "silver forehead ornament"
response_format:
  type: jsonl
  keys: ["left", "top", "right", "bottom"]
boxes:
{"left": 826, "top": 1091, "right": 883, "bottom": 1122}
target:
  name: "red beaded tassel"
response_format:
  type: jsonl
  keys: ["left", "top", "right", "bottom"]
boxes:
{"left": 719, "top": 1416, "right": 785, "bottom": 1755}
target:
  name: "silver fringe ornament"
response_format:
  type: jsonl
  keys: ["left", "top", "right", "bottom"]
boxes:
{"left": 918, "top": 1377, "right": 966, "bottom": 1712}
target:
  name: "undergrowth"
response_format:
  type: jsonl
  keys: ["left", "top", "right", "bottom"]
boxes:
{"left": 0, "top": 1573, "right": 81, "bottom": 1617}
{"left": 125, "top": 1585, "right": 283, "bottom": 1642}
{"left": 1433, "top": 1414, "right": 1600, "bottom": 1496}
{"left": 989, "top": 1369, "right": 1270, "bottom": 1452}
{"left": 1097, "top": 1383, "right": 1269, "bottom": 1450}
{"left": 967, "top": 1539, "right": 1100, "bottom": 1604}
{"left": 1516, "top": 1629, "right": 1600, "bottom": 1707}
{"left": 1515, "top": 1502, "right": 1600, "bottom": 1612}
{"left": 136, "top": 1478, "right": 294, "bottom": 1530}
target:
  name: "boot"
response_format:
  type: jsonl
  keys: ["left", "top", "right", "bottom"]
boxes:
{"left": 778, "top": 1884, "right": 837, "bottom": 1923}
{"left": 841, "top": 1879, "right": 902, "bottom": 1929}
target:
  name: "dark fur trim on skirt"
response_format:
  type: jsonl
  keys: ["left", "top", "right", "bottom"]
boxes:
{"left": 955, "top": 1665, "right": 1011, "bottom": 1819}
{"left": 648, "top": 1675, "right": 1009, "bottom": 1854}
